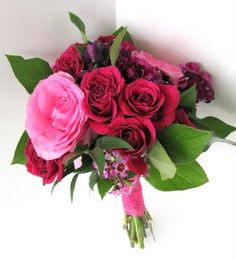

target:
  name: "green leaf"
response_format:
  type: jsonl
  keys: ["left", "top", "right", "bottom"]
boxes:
{"left": 110, "top": 27, "right": 127, "bottom": 65}
{"left": 69, "top": 12, "right": 88, "bottom": 43}
{"left": 97, "top": 178, "right": 114, "bottom": 199}
{"left": 195, "top": 116, "right": 236, "bottom": 139}
{"left": 146, "top": 161, "right": 208, "bottom": 191}
{"left": 158, "top": 124, "right": 212, "bottom": 163}
{"left": 70, "top": 173, "right": 79, "bottom": 203}
{"left": 89, "top": 171, "right": 99, "bottom": 190}
{"left": 51, "top": 180, "right": 59, "bottom": 195}
{"left": 62, "top": 151, "right": 83, "bottom": 166}
{"left": 6, "top": 55, "right": 52, "bottom": 94}
{"left": 76, "top": 45, "right": 87, "bottom": 62}
{"left": 148, "top": 140, "right": 176, "bottom": 180}
{"left": 95, "top": 136, "right": 133, "bottom": 150}
{"left": 74, "top": 144, "right": 88, "bottom": 153}
{"left": 87, "top": 147, "right": 105, "bottom": 176}
{"left": 75, "top": 154, "right": 94, "bottom": 174}
{"left": 11, "top": 131, "right": 28, "bottom": 165}
{"left": 113, "top": 26, "right": 132, "bottom": 42}
{"left": 180, "top": 85, "right": 197, "bottom": 109}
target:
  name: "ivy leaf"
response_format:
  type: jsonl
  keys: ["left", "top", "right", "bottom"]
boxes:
{"left": 87, "top": 147, "right": 105, "bottom": 176}
{"left": 158, "top": 124, "right": 212, "bottom": 163}
{"left": 6, "top": 55, "right": 52, "bottom": 94}
{"left": 179, "top": 85, "right": 197, "bottom": 109}
{"left": 195, "top": 116, "right": 236, "bottom": 139}
{"left": 148, "top": 140, "right": 176, "bottom": 180}
{"left": 97, "top": 178, "right": 114, "bottom": 199}
{"left": 89, "top": 171, "right": 99, "bottom": 190}
{"left": 69, "top": 12, "right": 88, "bottom": 43}
{"left": 70, "top": 173, "right": 79, "bottom": 203}
{"left": 146, "top": 161, "right": 208, "bottom": 191}
{"left": 113, "top": 26, "right": 132, "bottom": 42}
{"left": 110, "top": 27, "right": 127, "bottom": 65}
{"left": 95, "top": 136, "right": 133, "bottom": 150}
{"left": 11, "top": 131, "right": 28, "bottom": 165}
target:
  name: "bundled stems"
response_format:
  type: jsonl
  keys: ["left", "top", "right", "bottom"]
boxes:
{"left": 123, "top": 209, "right": 154, "bottom": 248}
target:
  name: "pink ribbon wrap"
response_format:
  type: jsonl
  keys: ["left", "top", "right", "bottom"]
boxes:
{"left": 121, "top": 177, "right": 145, "bottom": 217}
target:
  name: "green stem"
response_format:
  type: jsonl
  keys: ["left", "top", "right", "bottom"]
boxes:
{"left": 210, "top": 136, "right": 236, "bottom": 146}
{"left": 130, "top": 218, "right": 136, "bottom": 247}
{"left": 123, "top": 209, "right": 154, "bottom": 248}
{"left": 134, "top": 217, "right": 144, "bottom": 249}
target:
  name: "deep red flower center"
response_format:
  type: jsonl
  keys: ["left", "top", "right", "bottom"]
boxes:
{"left": 135, "top": 93, "right": 153, "bottom": 105}
{"left": 122, "top": 129, "right": 138, "bottom": 147}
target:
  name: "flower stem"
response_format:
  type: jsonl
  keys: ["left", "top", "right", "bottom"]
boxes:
{"left": 124, "top": 209, "right": 154, "bottom": 248}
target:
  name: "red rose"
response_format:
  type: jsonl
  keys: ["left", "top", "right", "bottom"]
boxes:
{"left": 119, "top": 79, "right": 179, "bottom": 130}
{"left": 151, "top": 84, "right": 180, "bottom": 129}
{"left": 107, "top": 116, "right": 155, "bottom": 176}
{"left": 81, "top": 66, "right": 124, "bottom": 134}
{"left": 108, "top": 116, "right": 156, "bottom": 156}
{"left": 119, "top": 79, "right": 165, "bottom": 118}
{"left": 25, "top": 140, "right": 64, "bottom": 185}
{"left": 53, "top": 43, "right": 84, "bottom": 81}
{"left": 175, "top": 108, "right": 197, "bottom": 128}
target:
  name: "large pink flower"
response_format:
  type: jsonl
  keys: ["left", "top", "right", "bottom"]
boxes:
{"left": 25, "top": 72, "right": 87, "bottom": 160}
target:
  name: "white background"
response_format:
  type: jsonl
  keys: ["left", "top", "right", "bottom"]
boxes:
{"left": 0, "top": 0, "right": 236, "bottom": 259}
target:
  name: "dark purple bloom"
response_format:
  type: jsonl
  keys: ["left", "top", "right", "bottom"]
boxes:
{"left": 179, "top": 62, "right": 215, "bottom": 103}
{"left": 117, "top": 46, "right": 168, "bottom": 84}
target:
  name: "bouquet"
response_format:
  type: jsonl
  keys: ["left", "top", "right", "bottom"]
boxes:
{"left": 7, "top": 12, "right": 236, "bottom": 248}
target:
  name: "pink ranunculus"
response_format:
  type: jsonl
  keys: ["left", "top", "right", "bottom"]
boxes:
{"left": 132, "top": 51, "right": 184, "bottom": 85}
{"left": 25, "top": 72, "right": 88, "bottom": 160}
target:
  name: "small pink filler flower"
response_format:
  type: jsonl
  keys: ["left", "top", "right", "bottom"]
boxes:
{"left": 25, "top": 71, "right": 87, "bottom": 160}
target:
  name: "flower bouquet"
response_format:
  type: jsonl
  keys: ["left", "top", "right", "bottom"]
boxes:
{"left": 7, "top": 12, "right": 236, "bottom": 248}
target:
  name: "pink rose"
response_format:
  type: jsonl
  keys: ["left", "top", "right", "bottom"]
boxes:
{"left": 132, "top": 51, "right": 184, "bottom": 85}
{"left": 25, "top": 72, "right": 88, "bottom": 160}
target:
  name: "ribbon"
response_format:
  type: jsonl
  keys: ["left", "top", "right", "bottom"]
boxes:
{"left": 121, "top": 177, "right": 145, "bottom": 217}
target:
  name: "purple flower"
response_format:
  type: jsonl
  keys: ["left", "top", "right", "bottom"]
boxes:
{"left": 93, "top": 150, "right": 129, "bottom": 180}
{"left": 179, "top": 62, "right": 215, "bottom": 103}
{"left": 117, "top": 48, "right": 177, "bottom": 84}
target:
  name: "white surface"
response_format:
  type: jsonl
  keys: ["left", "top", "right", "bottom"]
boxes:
{"left": 0, "top": 0, "right": 236, "bottom": 259}
{"left": 116, "top": 0, "right": 236, "bottom": 123}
